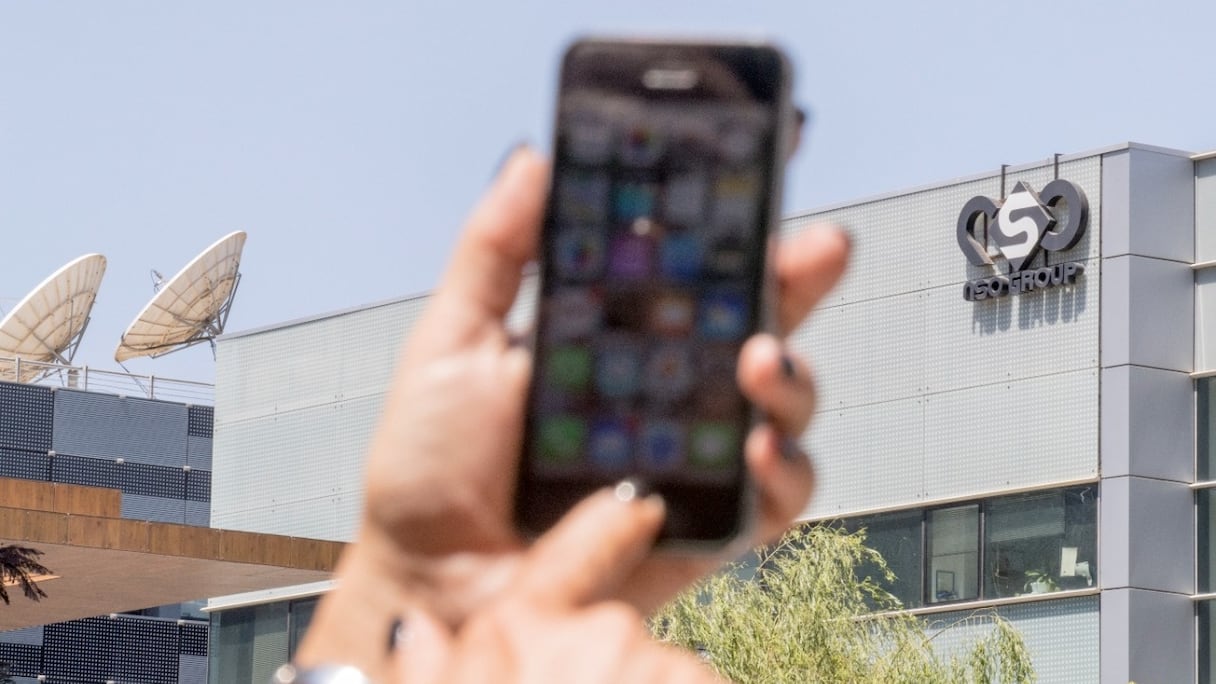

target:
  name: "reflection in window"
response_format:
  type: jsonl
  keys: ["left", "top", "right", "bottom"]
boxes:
{"left": 1200, "top": 377, "right": 1216, "bottom": 480}
{"left": 288, "top": 597, "right": 319, "bottom": 658}
{"left": 926, "top": 505, "right": 979, "bottom": 603}
{"left": 984, "top": 487, "right": 1097, "bottom": 598}
{"left": 848, "top": 511, "right": 922, "bottom": 609}
{"left": 1200, "top": 490, "right": 1216, "bottom": 594}
{"left": 1202, "top": 600, "right": 1216, "bottom": 683}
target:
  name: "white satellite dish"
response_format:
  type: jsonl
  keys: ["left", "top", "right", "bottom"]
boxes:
{"left": 0, "top": 254, "right": 107, "bottom": 383}
{"left": 115, "top": 231, "right": 247, "bottom": 362}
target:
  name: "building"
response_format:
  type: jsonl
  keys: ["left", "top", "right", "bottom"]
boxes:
{"left": 208, "top": 142, "right": 1213, "bottom": 683}
{"left": 0, "top": 373, "right": 343, "bottom": 684}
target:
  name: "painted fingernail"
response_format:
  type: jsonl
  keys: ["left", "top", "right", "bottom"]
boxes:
{"left": 387, "top": 616, "right": 406, "bottom": 652}
{"left": 490, "top": 140, "right": 531, "bottom": 180}
{"left": 779, "top": 437, "right": 804, "bottom": 463}
{"left": 780, "top": 354, "right": 797, "bottom": 381}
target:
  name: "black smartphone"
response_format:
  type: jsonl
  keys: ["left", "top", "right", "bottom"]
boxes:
{"left": 516, "top": 38, "right": 794, "bottom": 547}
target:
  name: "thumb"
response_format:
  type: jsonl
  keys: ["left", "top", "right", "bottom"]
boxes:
{"left": 393, "top": 607, "right": 454, "bottom": 683}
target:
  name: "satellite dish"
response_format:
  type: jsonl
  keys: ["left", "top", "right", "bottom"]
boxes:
{"left": 115, "top": 231, "right": 247, "bottom": 362}
{"left": 0, "top": 254, "right": 107, "bottom": 383}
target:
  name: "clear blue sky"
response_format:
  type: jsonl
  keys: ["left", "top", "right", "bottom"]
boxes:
{"left": 1, "top": 1, "right": 1213, "bottom": 383}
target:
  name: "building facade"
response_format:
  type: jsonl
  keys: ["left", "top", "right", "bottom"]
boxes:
{"left": 211, "top": 142, "right": 1212, "bottom": 682}
{"left": 0, "top": 373, "right": 342, "bottom": 683}
{"left": 0, "top": 382, "right": 214, "bottom": 683}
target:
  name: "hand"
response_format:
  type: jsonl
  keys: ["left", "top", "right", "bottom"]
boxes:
{"left": 394, "top": 488, "right": 725, "bottom": 684}
{"left": 295, "top": 147, "right": 850, "bottom": 679}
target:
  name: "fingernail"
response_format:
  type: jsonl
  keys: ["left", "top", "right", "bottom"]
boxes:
{"left": 387, "top": 616, "right": 407, "bottom": 652}
{"left": 490, "top": 140, "right": 531, "bottom": 180}
{"left": 613, "top": 479, "right": 640, "bottom": 503}
{"left": 780, "top": 354, "right": 797, "bottom": 381}
{"left": 779, "top": 437, "right": 804, "bottom": 463}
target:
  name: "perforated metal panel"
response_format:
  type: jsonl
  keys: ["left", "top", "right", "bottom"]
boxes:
{"left": 179, "top": 653, "right": 208, "bottom": 684}
{"left": 51, "top": 452, "right": 123, "bottom": 489}
{"left": 0, "top": 381, "right": 53, "bottom": 452}
{"left": 0, "top": 625, "right": 43, "bottom": 646}
{"left": 188, "top": 404, "right": 214, "bottom": 438}
{"left": 122, "top": 493, "right": 186, "bottom": 524}
{"left": 42, "top": 616, "right": 181, "bottom": 684}
{"left": 122, "top": 461, "right": 187, "bottom": 499}
{"left": 790, "top": 156, "right": 1102, "bottom": 517}
{"left": 0, "top": 447, "right": 50, "bottom": 481}
{"left": 52, "top": 389, "right": 189, "bottom": 467}
{"left": 215, "top": 297, "right": 425, "bottom": 424}
{"left": 211, "top": 394, "right": 378, "bottom": 540}
{"left": 187, "top": 434, "right": 213, "bottom": 469}
{"left": 924, "top": 595, "right": 1099, "bottom": 682}
{"left": 186, "top": 500, "right": 211, "bottom": 527}
{"left": 186, "top": 468, "right": 211, "bottom": 502}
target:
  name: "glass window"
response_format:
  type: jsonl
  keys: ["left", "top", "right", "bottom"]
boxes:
{"left": 209, "top": 601, "right": 288, "bottom": 683}
{"left": 1201, "top": 377, "right": 1216, "bottom": 480}
{"left": 926, "top": 505, "right": 979, "bottom": 603}
{"left": 1202, "top": 600, "right": 1216, "bottom": 683}
{"left": 984, "top": 486, "right": 1097, "bottom": 598}
{"left": 288, "top": 597, "right": 319, "bottom": 658}
{"left": 1200, "top": 490, "right": 1216, "bottom": 593}
{"left": 848, "top": 511, "right": 923, "bottom": 609}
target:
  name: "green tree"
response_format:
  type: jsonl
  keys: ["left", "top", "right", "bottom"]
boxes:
{"left": 0, "top": 544, "right": 51, "bottom": 605}
{"left": 652, "top": 525, "right": 1035, "bottom": 683}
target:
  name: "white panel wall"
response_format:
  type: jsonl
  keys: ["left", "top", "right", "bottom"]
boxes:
{"left": 789, "top": 156, "right": 1102, "bottom": 518}
{"left": 213, "top": 283, "right": 538, "bottom": 542}
{"left": 212, "top": 297, "right": 427, "bottom": 540}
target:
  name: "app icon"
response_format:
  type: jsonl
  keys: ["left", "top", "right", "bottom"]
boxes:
{"left": 614, "top": 181, "right": 658, "bottom": 223}
{"left": 557, "top": 171, "right": 610, "bottom": 224}
{"left": 537, "top": 415, "right": 586, "bottom": 465}
{"left": 643, "top": 343, "right": 694, "bottom": 402}
{"left": 554, "top": 227, "right": 606, "bottom": 282}
{"left": 705, "top": 231, "right": 751, "bottom": 278}
{"left": 607, "top": 233, "right": 654, "bottom": 281}
{"left": 719, "top": 121, "right": 760, "bottom": 164}
{"left": 546, "top": 346, "right": 592, "bottom": 392}
{"left": 595, "top": 342, "right": 642, "bottom": 399}
{"left": 663, "top": 170, "right": 708, "bottom": 226}
{"left": 603, "top": 289, "right": 648, "bottom": 331}
{"left": 659, "top": 231, "right": 702, "bottom": 283}
{"left": 544, "top": 288, "right": 602, "bottom": 341}
{"left": 619, "top": 123, "right": 664, "bottom": 167}
{"left": 639, "top": 419, "right": 685, "bottom": 472}
{"left": 588, "top": 417, "right": 632, "bottom": 472}
{"left": 696, "top": 345, "right": 744, "bottom": 419}
{"left": 564, "top": 112, "right": 613, "bottom": 165}
{"left": 689, "top": 421, "right": 740, "bottom": 468}
{"left": 698, "top": 290, "right": 749, "bottom": 341}
{"left": 713, "top": 170, "right": 760, "bottom": 226}
{"left": 648, "top": 290, "right": 695, "bottom": 337}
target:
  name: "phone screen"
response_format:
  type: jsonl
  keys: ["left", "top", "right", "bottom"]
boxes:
{"left": 518, "top": 41, "right": 789, "bottom": 544}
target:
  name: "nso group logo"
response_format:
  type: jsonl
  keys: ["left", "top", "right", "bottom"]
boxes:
{"left": 956, "top": 179, "right": 1089, "bottom": 302}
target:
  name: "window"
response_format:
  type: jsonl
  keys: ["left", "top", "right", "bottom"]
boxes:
{"left": 984, "top": 488, "right": 1097, "bottom": 598}
{"left": 849, "top": 511, "right": 923, "bottom": 609}
{"left": 927, "top": 505, "right": 979, "bottom": 603}
{"left": 837, "top": 485, "right": 1097, "bottom": 609}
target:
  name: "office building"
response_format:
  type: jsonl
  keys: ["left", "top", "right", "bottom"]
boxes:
{"left": 209, "top": 142, "right": 1214, "bottom": 682}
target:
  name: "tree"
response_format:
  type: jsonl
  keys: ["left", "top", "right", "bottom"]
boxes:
{"left": 0, "top": 544, "right": 51, "bottom": 605}
{"left": 651, "top": 525, "right": 1036, "bottom": 683}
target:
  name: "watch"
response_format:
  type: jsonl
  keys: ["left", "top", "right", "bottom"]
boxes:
{"left": 271, "top": 663, "right": 373, "bottom": 684}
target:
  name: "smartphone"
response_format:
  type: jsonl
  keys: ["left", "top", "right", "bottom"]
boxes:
{"left": 516, "top": 38, "right": 794, "bottom": 548}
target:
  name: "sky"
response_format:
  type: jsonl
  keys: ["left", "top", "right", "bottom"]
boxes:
{"left": 1, "top": 1, "right": 1214, "bottom": 385}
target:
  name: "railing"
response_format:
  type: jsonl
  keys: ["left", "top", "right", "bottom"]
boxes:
{"left": 0, "top": 357, "right": 214, "bottom": 405}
